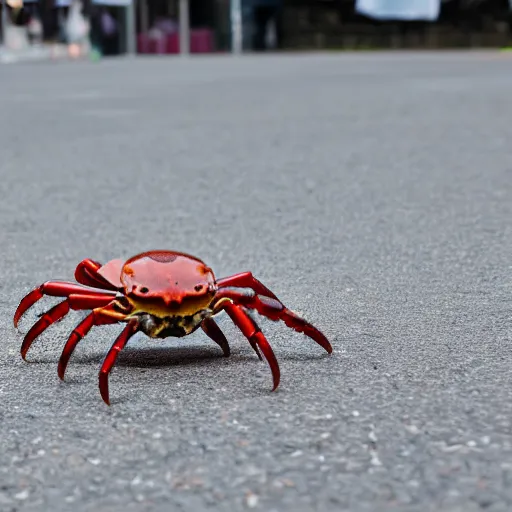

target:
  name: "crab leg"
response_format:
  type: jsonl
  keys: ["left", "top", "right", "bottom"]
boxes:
{"left": 20, "top": 293, "right": 116, "bottom": 361}
{"left": 239, "top": 307, "right": 264, "bottom": 361}
{"left": 217, "top": 272, "right": 279, "bottom": 301}
{"left": 58, "top": 305, "right": 127, "bottom": 380}
{"left": 222, "top": 301, "right": 280, "bottom": 391}
{"left": 67, "top": 293, "right": 118, "bottom": 310}
{"left": 98, "top": 318, "right": 139, "bottom": 405}
{"left": 14, "top": 281, "right": 116, "bottom": 328}
{"left": 215, "top": 288, "right": 332, "bottom": 354}
{"left": 201, "top": 317, "right": 230, "bottom": 357}
{"left": 74, "top": 259, "right": 119, "bottom": 291}
{"left": 21, "top": 301, "right": 69, "bottom": 360}
{"left": 211, "top": 300, "right": 262, "bottom": 360}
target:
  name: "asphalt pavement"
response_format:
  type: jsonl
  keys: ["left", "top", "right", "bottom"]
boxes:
{"left": 0, "top": 52, "right": 511, "bottom": 512}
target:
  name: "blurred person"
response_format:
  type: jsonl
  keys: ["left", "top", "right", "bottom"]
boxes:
{"left": 5, "top": 0, "right": 26, "bottom": 24}
{"left": 252, "top": 0, "right": 282, "bottom": 51}
{"left": 6, "top": 0, "right": 24, "bottom": 25}
{"left": 64, "top": 0, "right": 90, "bottom": 59}
{"left": 27, "top": 11, "right": 43, "bottom": 45}
{"left": 3, "top": 0, "right": 30, "bottom": 50}
{"left": 99, "top": 7, "right": 117, "bottom": 56}
{"left": 88, "top": 4, "right": 103, "bottom": 59}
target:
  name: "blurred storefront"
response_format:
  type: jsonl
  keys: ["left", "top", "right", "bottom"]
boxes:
{"left": 53, "top": 0, "right": 129, "bottom": 55}
{"left": 136, "top": 0, "right": 216, "bottom": 54}
{"left": 279, "top": 0, "right": 512, "bottom": 49}
{"left": 213, "top": 0, "right": 282, "bottom": 51}
{"left": 3, "top": 0, "right": 512, "bottom": 57}
{"left": 135, "top": 0, "right": 282, "bottom": 55}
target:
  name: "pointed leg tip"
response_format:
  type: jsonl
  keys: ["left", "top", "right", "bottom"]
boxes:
{"left": 20, "top": 351, "right": 27, "bottom": 362}
{"left": 13, "top": 309, "right": 23, "bottom": 328}
{"left": 270, "top": 375, "right": 280, "bottom": 391}
{"left": 249, "top": 342, "right": 263, "bottom": 361}
{"left": 312, "top": 333, "right": 332, "bottom": 355}
{"left": 100, "top": 390, "right": 110, "bottom": 406}
{"left": 99, "top": 375, "right": 110, "bottom": 405}
{"left": 57, "top": 367, "right": 65, "bottom": 381}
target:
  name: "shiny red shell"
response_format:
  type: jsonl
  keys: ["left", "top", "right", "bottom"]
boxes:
{"left": 97, "top": 250, "right": 217, "bottom": 308}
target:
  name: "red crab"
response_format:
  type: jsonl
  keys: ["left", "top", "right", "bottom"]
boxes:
{"left": 13, "top": 250, "right": 332, "bottom": 404}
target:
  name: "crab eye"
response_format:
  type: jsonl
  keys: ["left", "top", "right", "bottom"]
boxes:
{"left": 194, "top": 284, "right": 204, "bottom": 292}
{"left": 140, "top": 287, "right": 149, "bottom": 294}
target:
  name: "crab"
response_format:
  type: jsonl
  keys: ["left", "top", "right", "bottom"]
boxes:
{"left": 13, "top": 250, "right": 332, "bottom": 404}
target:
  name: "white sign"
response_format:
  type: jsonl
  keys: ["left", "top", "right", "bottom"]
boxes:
{"left": 355, "top": 0, "right": 440, "bottom": 21}
{"left": 55, "top": 0, "right": 131, "bottom": 6}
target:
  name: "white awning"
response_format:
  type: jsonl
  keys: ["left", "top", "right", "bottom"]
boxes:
{"left": 355, "top": 0, "right": 440, "bottom": 21}
{"left": 54, "top": 0, "right": 132, "bottom": 6}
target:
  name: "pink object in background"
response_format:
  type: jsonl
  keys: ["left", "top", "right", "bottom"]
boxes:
{"left": 190, "top": 29, "right": 213, "bottom": 53}
{"left": 166, "top": 33, "right": 180, "bottom": 53}
{"left": 137, "top": 34, "right": 151, "bottom": 53}
{"left": 137, "top": 29, "right": 214, "bottom": 54}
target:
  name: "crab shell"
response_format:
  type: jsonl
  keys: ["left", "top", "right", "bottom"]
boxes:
{"left": 98, "top": 251, "right": 219, "bottom": 337}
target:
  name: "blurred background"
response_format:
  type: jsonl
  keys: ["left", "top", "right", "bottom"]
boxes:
{"left": 2, "top": 0, "right": 512, "bottom": 62}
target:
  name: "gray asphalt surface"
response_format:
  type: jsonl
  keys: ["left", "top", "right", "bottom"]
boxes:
{"left": 0, "top": 52, "right": 511, "bottom": 512}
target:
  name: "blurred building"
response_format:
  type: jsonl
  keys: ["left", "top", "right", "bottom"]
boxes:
{"left": 130, "top": 0, "right": 512, "bottom": 54}
{"left": 280, "top": 0, "right": 512, "bottom": 49}
{"left": 2, "top": 0, "right": 512, "bottom": 55}
{"left": 135, "top": 0, "right": 283, "bottom": 54}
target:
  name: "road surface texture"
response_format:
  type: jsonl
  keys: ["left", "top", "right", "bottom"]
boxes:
{"left": 0, "top": 52, "right": 511, "bottom": 512}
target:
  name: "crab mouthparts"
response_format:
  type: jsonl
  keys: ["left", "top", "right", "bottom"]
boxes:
{"left": 137, "top": 309, "right": 211, "bottom": 339}
{"left": 162, "top": 296, "right": 180, "bottom": 307}
{"left": 127, "top": 292, "right": 214, "bottom": 318}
